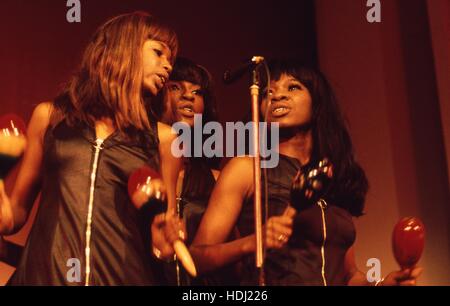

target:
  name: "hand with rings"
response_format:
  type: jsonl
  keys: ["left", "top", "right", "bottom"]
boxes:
{"left": 264, "top": 206, "right": 296, "bottom": 250}
{"left": 150, "top": 212, "right": 187, "bottom": 262}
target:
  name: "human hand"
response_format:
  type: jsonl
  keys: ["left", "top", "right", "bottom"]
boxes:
{"left": 379, "top": 266, "right": 423, "bottom": 286}
{"left": 264, "top": 206, "right": 296, "bottom": 249}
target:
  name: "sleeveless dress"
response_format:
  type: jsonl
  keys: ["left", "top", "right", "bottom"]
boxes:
{"left": 238, "top": 154, "right": 356, "bottom": 285}
{"left": 162, "top": 158, "right": 238, "bottom": 285}
{"left": 180, "top": 159, "right": 216, "bottom": 246}
{"left": 9, "top": 119, "right": 161, "bottom": 285}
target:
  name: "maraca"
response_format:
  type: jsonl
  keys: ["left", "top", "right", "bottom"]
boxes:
{"left": 290, "top": 158, "right": 333, "bottom": 211}
{"left": 128, "top": 166, "right": 167, "bottom": 214}
{"left": 392, "top": 217, "right": 425, "bottom": 269}
{"left": 128, "top": 165, "right": 197, "bottom": 277}
{"left": 0, "top": 114, "right": 27, "bottom": 179}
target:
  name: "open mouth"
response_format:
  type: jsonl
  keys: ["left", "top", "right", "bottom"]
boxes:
{"left": 155, "top": 74, "right": 168, "bottom": 90}
{"left": 178, "top": 103, "right": 195, "bottom": 118}
{"left": 270, "top": 103, "right": 291, "bottom": 117}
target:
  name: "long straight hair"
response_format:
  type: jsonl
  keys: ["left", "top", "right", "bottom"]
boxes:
{"left": 54, "top": 11, "right": 178, "bottom": 132}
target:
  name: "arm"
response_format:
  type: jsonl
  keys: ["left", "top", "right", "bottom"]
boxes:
{"left": 157, "top": 122, "right": 182, "bottom": 214}
{"left": 189, "top": 157, "right": 295, "bottom": 275}
{"left": 0, "top": 102, "right": 52, "bottom": 234}
{"left": 150, "top": 122, "right": 185, "bottom": 260}
{"left": 190, "top": 157, "right": 255, "bottom": 274}
{"left": 345, "top": 246, "right": 371, "bottom": 285}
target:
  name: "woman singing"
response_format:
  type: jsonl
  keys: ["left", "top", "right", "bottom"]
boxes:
{"left": 190, "top": 59, "right": 422, "bottom": 286}
{"left": 0, "top": 12, "right": 185, "bottom": 285}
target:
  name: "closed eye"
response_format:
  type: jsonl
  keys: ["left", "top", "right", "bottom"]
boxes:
{"left": 153, "top": 48, "right": 163, "bottom": 57}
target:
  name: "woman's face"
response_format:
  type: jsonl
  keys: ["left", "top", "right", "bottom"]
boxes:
{"left": 261, "top": 73, "right": 313, "bottom": 128}
{"left": 141, "top": 40, "right": 173, "bottom": 95}
{"left": 162, "top": 80, "right": 205, "bottom": 127}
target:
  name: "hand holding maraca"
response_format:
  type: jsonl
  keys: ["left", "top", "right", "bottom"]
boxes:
{"left": 290, "top": 158, "right": 333, "bottom": 211}
{"left": 377, "top": 217, "right": 425, "bottom": 286}
{"left": 378, "top": 266, "right": 423, "bottom": 286}
{"left": 0, "top": 114, "right": 26, "bottom": 234}
{"left": 0, "top": 114, "right": 27, "bottom": 180}
{"left": 128, "top": 166, "right": 197, "bottom": 277}
{"left": 150, "top": 211, "right": 187, "bottom": 261}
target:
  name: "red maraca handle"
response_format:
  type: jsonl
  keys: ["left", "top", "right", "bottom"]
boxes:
{"left": 392, "top": 217, "right": 425, "bottom": 269}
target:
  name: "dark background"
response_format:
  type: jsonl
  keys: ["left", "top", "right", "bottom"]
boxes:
{"left": 0, "top": 0, "right": 318, "bottom": 123}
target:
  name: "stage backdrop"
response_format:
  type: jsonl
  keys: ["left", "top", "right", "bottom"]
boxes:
{"left": 1, "top": 0, "right": 449, "bottom": 285}
{"left": 315, "top": 0, "right": 450, "bottom": 285}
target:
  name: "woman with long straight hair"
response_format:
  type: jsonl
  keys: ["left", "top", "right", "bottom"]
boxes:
{"left": 0, "top": 11, "right": 184, "bottom": 285}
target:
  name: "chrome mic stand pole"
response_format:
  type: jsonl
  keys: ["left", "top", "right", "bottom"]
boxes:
{"left": 175, "top": 196, "right": 182, "bottom": 286}
{"left": 249, "top": 56, "right": 265, "bottom": 286}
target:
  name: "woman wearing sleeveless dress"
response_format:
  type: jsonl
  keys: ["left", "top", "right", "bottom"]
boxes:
{"left": 0, "top": 12, "right": 185, "bottom": 285}
{"left": 190, "top": 60, "right": 423, "bottom": 286}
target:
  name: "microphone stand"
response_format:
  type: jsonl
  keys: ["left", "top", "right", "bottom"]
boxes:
{"left": 175, "top": 196, "right": 182, "bottom": 286}
{"left": 249, "top": 59, "right": 265, "bottom": 286}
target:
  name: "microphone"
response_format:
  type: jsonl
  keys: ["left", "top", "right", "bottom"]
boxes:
{"left": 223, "top": 56, "right": 265, "bottom": 84}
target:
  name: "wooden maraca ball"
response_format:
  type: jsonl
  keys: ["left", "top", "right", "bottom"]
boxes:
{"left": 392, "top": 217, "right": 425, "bottom": 269}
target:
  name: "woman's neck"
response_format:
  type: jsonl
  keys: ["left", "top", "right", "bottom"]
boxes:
{"left": 95, "top": 117, "right": 115, "bottom": 140}
{"left": 278, "top": 128, "right": 313, "bottom": 166}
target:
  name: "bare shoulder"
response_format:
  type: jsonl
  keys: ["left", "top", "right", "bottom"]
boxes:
{"left": 223, "top": 156, "right": 253, "bottom": 173}
{"left": 157, "top": 121, "right": 177, "bottom": 144}
{"left": 32, "top": 102, "right": 54, "bottom": 119}
{"left": 217, "top": 156, "right": 254, "bottom": 197}
{"left": 28, "top": 102, "right": 54, "bottom": 140}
